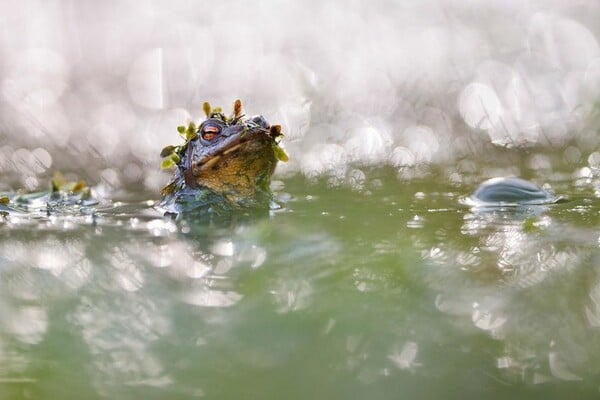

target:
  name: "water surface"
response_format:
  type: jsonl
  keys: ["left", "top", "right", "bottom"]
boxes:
{"left": 1, "top": 163, "right": 600, "bottom": 400}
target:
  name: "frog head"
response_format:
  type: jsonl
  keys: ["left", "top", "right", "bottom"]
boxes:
{"left": 160, "top": 100, "right": 287, "bottom": 213}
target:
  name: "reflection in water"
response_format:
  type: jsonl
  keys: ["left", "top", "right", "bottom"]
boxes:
{"left": 0, "top": 198, "right": 345, "bottom": 398}
{"left": 388, "top": 341, "right": 419, "bottom": 371}
{"left": 0, "top": 207, "right": 211, "bottom": 394}
{"left": 420, "top": 203, "right": 600, "bottom": 385}
{"left": 1, "top": 173, "right": 600, "bottom": 397}
{"left": 69, "top": 292, "right": 172, "bottom": 392}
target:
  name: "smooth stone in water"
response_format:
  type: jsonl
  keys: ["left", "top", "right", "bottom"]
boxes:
{"left": 470, "top": 177, "right": 558, "bottom": 205}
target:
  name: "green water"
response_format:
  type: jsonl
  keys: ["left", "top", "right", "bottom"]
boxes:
{"left": 1, "top": 159, "right": 600, "bottom": 399}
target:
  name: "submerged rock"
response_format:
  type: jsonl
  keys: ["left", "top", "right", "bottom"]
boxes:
{"left": 468, "top": 177, "right": 560, "bottom": 206}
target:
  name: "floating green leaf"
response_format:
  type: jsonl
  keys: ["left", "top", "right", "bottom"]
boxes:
{"left": 170, "top": 152, "right": 181, "bottom": 164}
{"left": 272, "top": 144, "right": 289, "bottom": 162}
{"left": 71, "top": 180, "right": 87, "bottom": 193}
{"left": 160, "top": 145, "right": 176, "bottom": 157}
{"left": 51, "top": 171, "right": 66, "bottom": 193}
{"left": 161, "top": 158, "right": 176, "bottom": 169}
{"left": 203, "top": 102, "right": 211, "bottom": 117}
{"left": 186, "top": 122, "right": 197, "bottom": 141}
{"left": 177, "top": 125, "right": 186, "bottom": 134}
{"left": 0, "top": 196, "right": 9, "bottom": 205}
{"left": 187, "top": 132, "right": 197, "bottom": 141}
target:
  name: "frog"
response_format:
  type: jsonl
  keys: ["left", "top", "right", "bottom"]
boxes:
{"left": 157, "top": 100, "right": 288, "bottom": 215}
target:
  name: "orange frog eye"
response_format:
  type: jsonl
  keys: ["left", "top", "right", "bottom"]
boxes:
{"left": 202, "top": 125, "right": 220, "bottom": 141}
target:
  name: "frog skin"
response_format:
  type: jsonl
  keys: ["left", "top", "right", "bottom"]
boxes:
{"left": 158, "top": 100, "right": 286, "bottom": 215}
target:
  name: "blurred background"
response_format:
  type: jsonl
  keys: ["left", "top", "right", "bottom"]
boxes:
{"left": 3, "top": 2, "right": 600, "bottom": 398}
{"left": 0, "top": 0, "right": 599, "bottom": 195}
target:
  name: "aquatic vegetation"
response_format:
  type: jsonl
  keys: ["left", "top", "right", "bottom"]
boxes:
{"left": 0, "top": 172, "right": 99, "bottom": 216}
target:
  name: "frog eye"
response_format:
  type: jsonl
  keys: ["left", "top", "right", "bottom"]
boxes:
{"left": 201, "top": 124, "right": 220, "bottom": 141}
